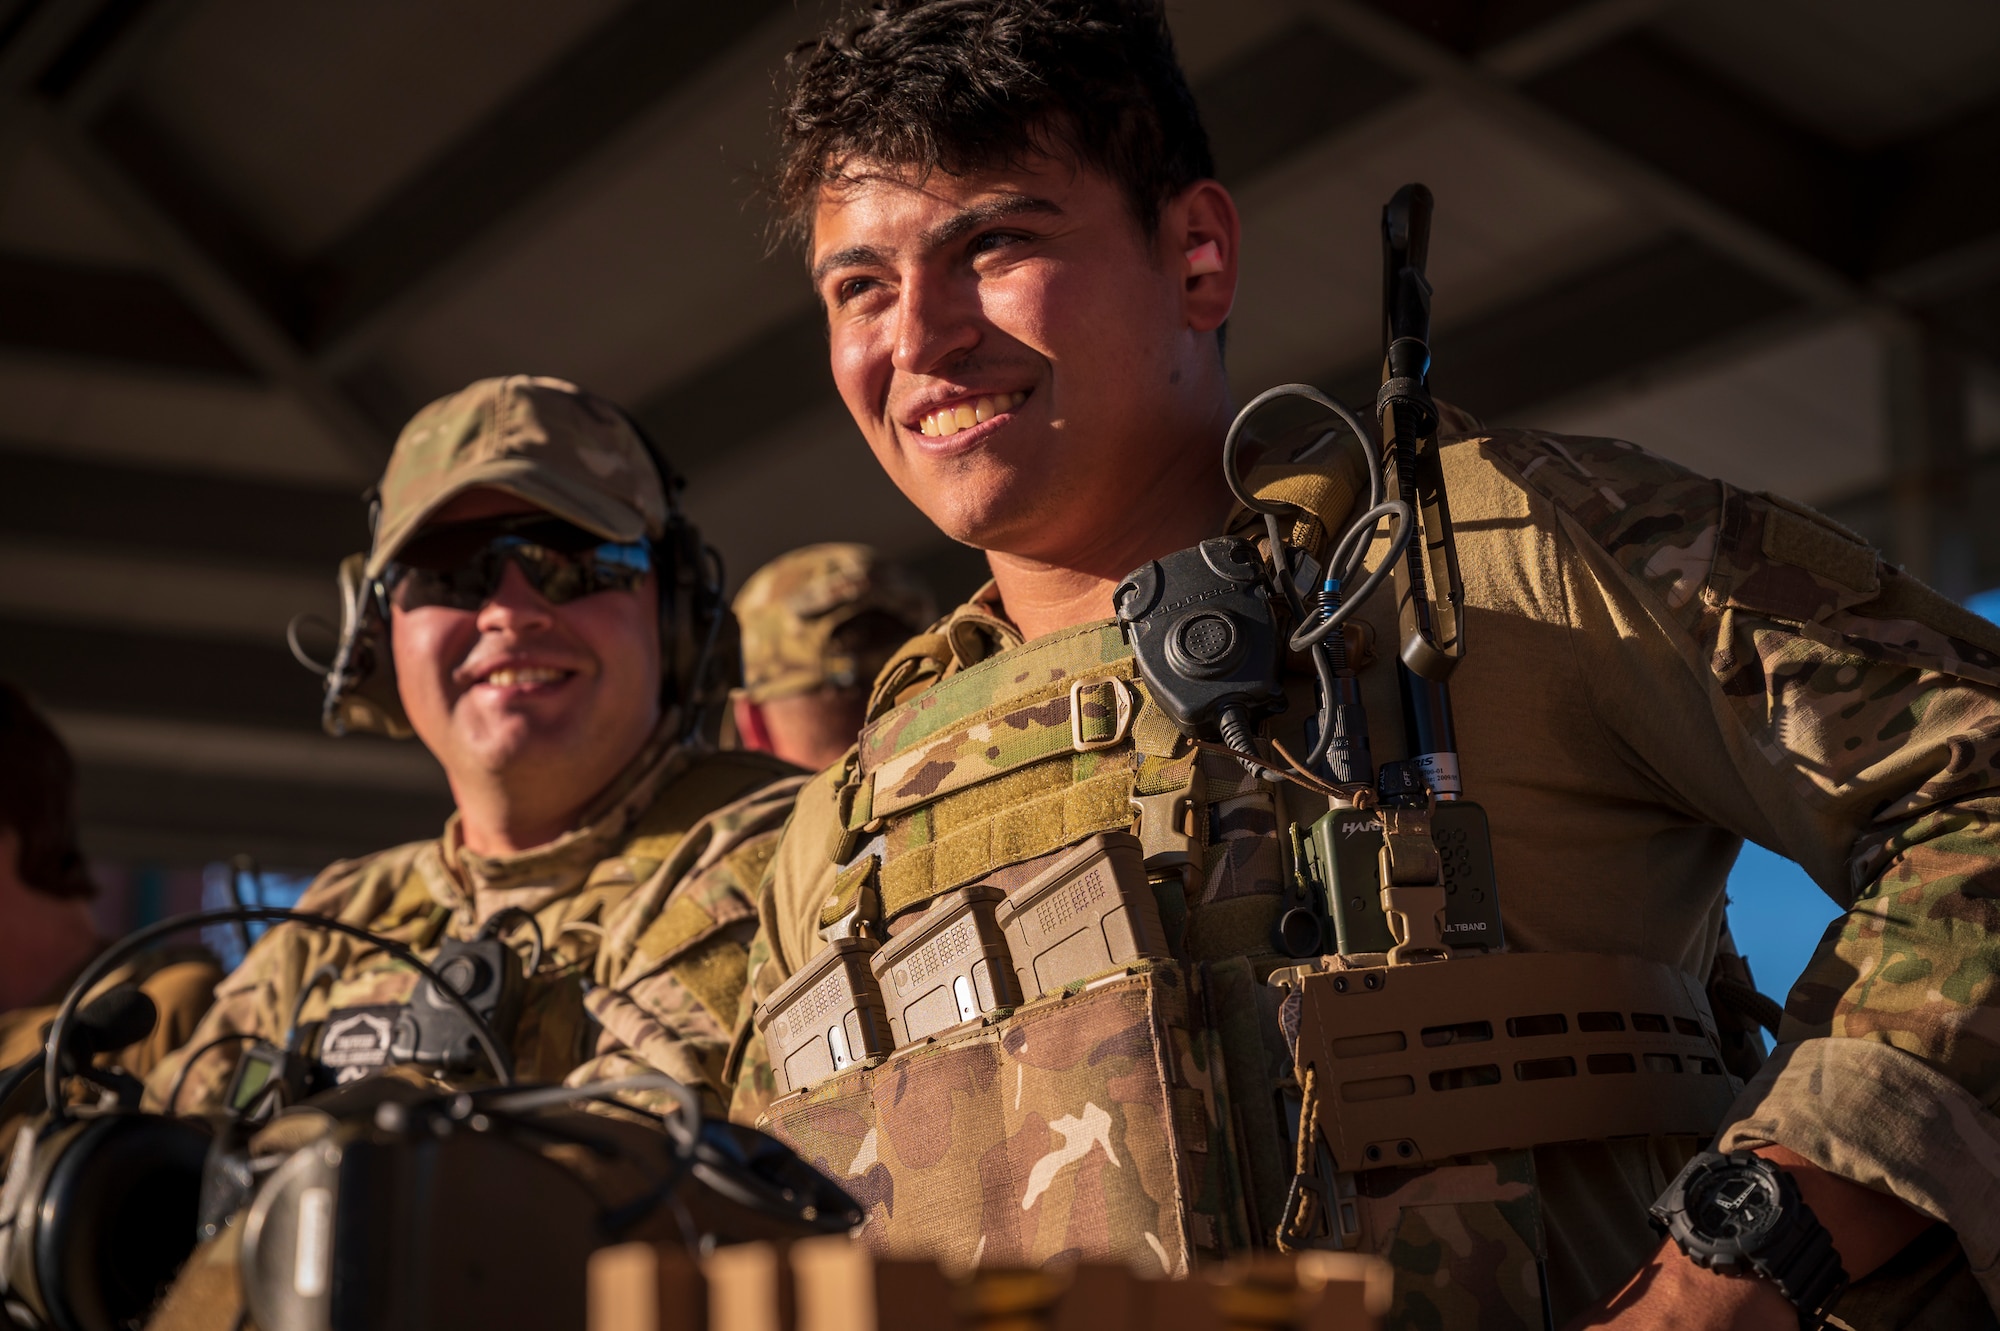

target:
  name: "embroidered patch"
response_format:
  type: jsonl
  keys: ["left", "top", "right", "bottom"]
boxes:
{"left": 317, "top": 1005, "right": 405, "bottom": 1085}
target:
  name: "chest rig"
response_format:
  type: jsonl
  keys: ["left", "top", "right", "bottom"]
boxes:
{"left": 229, "top": 759, "right": 766, "bottom": 1119}
{"left": 755, "top": 185, "right": 1747, "bottom": 1328}
{"left": 757, "top": 608, "right": 1332, "bottom": 1274}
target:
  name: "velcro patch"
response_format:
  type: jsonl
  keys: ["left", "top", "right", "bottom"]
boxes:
{"left": 1761, "top": 500, "right": 1878, "bottom": 596}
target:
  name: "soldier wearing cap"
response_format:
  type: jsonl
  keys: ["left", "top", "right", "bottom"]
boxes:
{"left": 145, "top": 375, "right": 802, "bottom": 1117}
{"left": 731, "top": 544, "right": 936, "bottom": 771}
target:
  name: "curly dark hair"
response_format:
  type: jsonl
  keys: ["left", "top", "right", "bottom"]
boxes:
{"left": 774, "top": 0, "right": 1214, "bottom": 247}
{"left": 0, "top": 682, "right": 95, "bottom": 899}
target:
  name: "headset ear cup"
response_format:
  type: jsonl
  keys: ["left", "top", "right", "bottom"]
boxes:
{"left": 322, "top": 554, "right": 413, "bottom": 739}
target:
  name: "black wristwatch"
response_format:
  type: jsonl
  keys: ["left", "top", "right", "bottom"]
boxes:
{"left": 1650, "top": 1150, "right": 1848, "bottom": 1329}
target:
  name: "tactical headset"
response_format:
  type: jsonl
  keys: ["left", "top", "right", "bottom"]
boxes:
{"left": 0, "top": 906, "right": 859, "bottom": 1331}
{"left": 302, "top": 406, "right": 731, "bottom": 745}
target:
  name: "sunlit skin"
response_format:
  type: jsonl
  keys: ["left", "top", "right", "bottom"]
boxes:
{"left": 389, "top": 488, "right": 661, "bottom": 857}
{"left": 1570, "top": 1145, "right": 1933, "bottom": 1330}
{"left": 733, "top": 687, "right": 869, "bottom": 772}
{"left": 809, "top": 150, "right": 1931, "bottom": 1325}
{"left": 812, "top": 153, "right": 1239, "bottom": 641}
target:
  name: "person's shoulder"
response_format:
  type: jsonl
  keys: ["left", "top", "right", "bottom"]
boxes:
{"left": 758, "top": 757, "right": 851, "bottom": 969}
{"left": 292, "top": 838, "right": 437, "bottom": 921}
{"left": 608, "top": 759, "right": 811, "bottom": 981}
{"left": 1447, "top": 425, "right": 1741, "bottom": 620}
{"left": 656, "top": 748, "right": 804, "bottom": 820}
{"left": 1451, "top": 425, "right": 1724, "bottom": 546}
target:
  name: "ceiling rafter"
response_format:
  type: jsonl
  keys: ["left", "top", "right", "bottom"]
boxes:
{"left": 2, "top": 0, "right": 392, "bottom": 468}
{"left": 28, "top": 101, "right": 391, "bottom": 468}
{"left": 1296, "top": 0, "right": 1862, "bottom": 308}
{"left": 0, "top": 249, "right": 252, "bottom": 374}
{"left": 627, "top": 0, "right": 1737, "bottom": 471}
{"left": 1319, "top": 234, "right": 1803, "bottom": 420}
{"left": 306, "top": 0, "right": 810, "bottom": 378}
{"left": 1, "top": 0, "right": 829, "bottom": 469}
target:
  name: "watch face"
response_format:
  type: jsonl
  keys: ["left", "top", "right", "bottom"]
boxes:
{"left": 1687, "top": 1161, "right": 1785, "bottom": 1245}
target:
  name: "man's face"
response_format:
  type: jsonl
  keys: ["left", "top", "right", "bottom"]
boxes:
{"left": 389, "top": 489, "right": 661, "bottom": 800}
{"left": 811, "top": 152, "right": 1234, "bottom": 563}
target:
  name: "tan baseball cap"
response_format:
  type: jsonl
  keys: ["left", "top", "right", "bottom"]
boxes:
{"left": 733, "top": 544, "right": 936, "bottom": 702}
{"left": 366, "top": 375, "right": 670, "bottom": 580}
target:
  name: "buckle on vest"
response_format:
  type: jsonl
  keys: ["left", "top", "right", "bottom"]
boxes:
{"left": 1069, "top": 676, "right": 1134, "bottom": 752}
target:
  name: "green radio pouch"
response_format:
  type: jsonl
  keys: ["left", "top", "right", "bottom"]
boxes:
{"left": 1299, "top": 802, "right": 1504, "bottom": 956}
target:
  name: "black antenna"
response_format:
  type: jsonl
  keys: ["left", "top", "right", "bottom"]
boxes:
{"left": 1378, "top": 183, "right": 1468, "bottom": 799}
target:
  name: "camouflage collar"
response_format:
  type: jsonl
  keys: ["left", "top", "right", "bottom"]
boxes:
{"left": 940, "top": 580, "right": 1022, "bottom": 672}
{"left": 429, "top": 718, "right": 700, "bottom": 922}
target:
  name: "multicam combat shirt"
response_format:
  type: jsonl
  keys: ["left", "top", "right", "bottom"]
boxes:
{"left": 730, "top": 424, "right": 2000, "bottom": 1326}
{"left": 145, "top": 728, "right": 803, "bottom": 1115}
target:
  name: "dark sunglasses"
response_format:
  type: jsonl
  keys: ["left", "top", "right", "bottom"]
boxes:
{"left": 379, "top": 515, "right": 653, "bottom": 613}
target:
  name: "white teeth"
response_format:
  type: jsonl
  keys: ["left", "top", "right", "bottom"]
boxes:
{"left": 918, "top": 391, "right": 1026, "bottom": 438}
{"left": 485, "top": 667, "right": 563, "bottom": 687}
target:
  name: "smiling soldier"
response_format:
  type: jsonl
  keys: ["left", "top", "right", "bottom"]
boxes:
{"left": 146, "top": 375, "right": 803, "bottom": 1119}
{"left": 727, "top": 3, "right": 2000, "bottom": 1329}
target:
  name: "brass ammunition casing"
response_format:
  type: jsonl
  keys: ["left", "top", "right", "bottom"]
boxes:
{"left": 871, "top": 886, "right": 1020, "bottom": 1046}
{"left": 995, "top": 832, "right": 1169, "bottom": 999}
{"left": 757, "top": 937, "right": 894, "bottom": 1097}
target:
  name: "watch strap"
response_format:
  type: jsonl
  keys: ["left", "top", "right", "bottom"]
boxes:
{"left": 1652, "top": 1150, "right": 1849, "bottom": 1330}
{"left": 1747, "top": 1171, "right": 1846, "bottom": 1330}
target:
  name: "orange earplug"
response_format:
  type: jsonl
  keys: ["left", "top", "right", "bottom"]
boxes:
{"left": 1185, "top": 240, "right": 1223, "bottom": 276}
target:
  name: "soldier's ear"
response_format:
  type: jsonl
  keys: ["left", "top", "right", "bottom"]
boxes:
{"left": 733, "top": 695, "right": 776, "bottom": 756}
{"left": 1169, "top": 181, "right": 1238, "bottom": 333}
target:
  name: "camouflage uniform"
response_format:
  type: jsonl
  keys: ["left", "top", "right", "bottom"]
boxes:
{"left": 1, "top": 948, "right": 220, "bottom": 1078}
{"left": 144, "top": 728, "right": 798, "bottom": 1114}
{"left": 146, "top": 375, "right": 806, "bottom": 1114}
{"left": 730, "top": 420, "right": 2000, "bottom": 1327}
{"left": 732, "top": 542, "right": 937, "bottom": 703}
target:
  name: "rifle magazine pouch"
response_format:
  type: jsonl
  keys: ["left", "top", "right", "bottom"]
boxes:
{"left": 756, "top": 938, "right": 894, "bottom": 1098}
{"left": 995, "top": 832, "right": 1169, "bottom": 999}
{"left": 758, "top": 962, "right": 1236, "bottom": 1276}
{"left": 870, "top": 886, "right": 1020, "bottom": 1046}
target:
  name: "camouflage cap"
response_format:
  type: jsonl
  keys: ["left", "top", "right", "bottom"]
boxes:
{"left": 366, "top": 376, "right": 669, "bottom": 580}
{"left": 733, "top": 544, "right": 936, "bottom": 702}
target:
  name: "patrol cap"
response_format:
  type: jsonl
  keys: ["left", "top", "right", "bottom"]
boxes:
{"left": 733, "top": 544, "right": 936, "bottom": 702}
{"left": 365, "top": 375, "right": 670, "bottom": 581}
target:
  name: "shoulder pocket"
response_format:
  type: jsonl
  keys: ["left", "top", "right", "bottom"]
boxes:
{"left": 1706, "top": 487, "right": 1880, "bottom": 622}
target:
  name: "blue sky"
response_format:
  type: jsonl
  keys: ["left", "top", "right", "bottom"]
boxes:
{"left": 1730, "top": 587, "right": 2000, "bottom": 1002}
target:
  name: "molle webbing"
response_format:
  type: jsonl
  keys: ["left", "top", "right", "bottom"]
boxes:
{"left": 835, "top": 621, "right": 1194, "bottom": 921}
{"left": 853, "top": 621, "right": 1137, "bottom": 818}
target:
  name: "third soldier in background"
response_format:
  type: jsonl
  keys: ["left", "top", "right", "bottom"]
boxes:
{"left": 730, "top": 543, "right": 936, "bottom": 772}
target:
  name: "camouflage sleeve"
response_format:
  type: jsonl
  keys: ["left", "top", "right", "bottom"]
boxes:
{"left": 576, "top": 777, "right": 804, "bottom": 1116}
{"left": 726, "top": 763, "right": 849, "bottom": 1126}
{"left": 568, "top": 921, "right": 758, "bottom": 1115}
{"left": 1706, "top": 545, "right": 2000, "bottom": 1297}
{"left": 1501, "top": 430, "right": 2000, "bottom": 1296}
{"left": 125, "top": 952, "right": 225, "bottom": 1079}
{"left": 140, "top": 856, "right": 388, "bottom": 1113}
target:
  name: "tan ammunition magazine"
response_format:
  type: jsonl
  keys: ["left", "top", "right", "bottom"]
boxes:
{"left": 871, "top": 886, "right": 1020, "bottom": 1045}
{"left": 995, "top": 832, "right": 1171, "bottom": 1000}
{"left": 758, "top": 938, "right": 895, "bottom": 1098}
